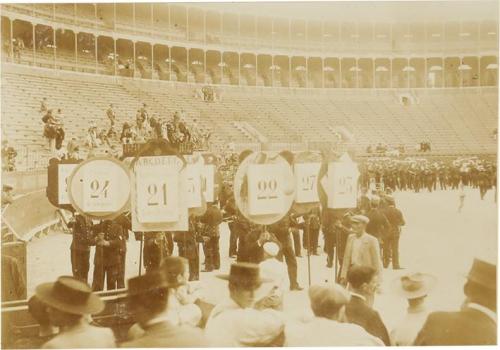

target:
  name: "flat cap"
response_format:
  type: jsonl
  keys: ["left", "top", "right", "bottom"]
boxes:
{"left": 351, "top": 215, "right": 370, "bottom": 224}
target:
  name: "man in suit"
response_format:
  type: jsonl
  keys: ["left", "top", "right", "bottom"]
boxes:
{"left": 414, "top": 258, "right": 496, "bottom": 345}
{"left": 68, "top": 214, "right": 96, "bottom": 284}
{"left": 339, "top": 215, "right": 383, "bottom": 285}
{"left": 36, "top": 276, "right": 115, "bottom": 348}
{"left": 366, "top": 196, "right": 390, "bottom": 245}
{"left": 122, "top": 270, "right": 207, "bottom": 348}
{"left": 345, "top": 265, "right": 390, "bottom": 345}
{"left": 381, "top": 196, "right": 405, "bottom": 269}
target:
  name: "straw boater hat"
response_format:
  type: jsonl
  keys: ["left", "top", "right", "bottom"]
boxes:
{"left": 217, "top": 263, "right": 271, "bottom": 289}
{"left": 35, "top": 276, "right": 104, "bottom": 315}
{"left": 351, "top": 215, "right": 370, "bottom": 225}
{"left": 391, "top": 272, "right": 437, "bottom": 299}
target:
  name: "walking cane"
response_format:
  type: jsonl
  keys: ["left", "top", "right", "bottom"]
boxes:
{"left": 138, "top": 232, "right": 143, "bottom": 276}
{"left": 333, "top": 224, "right": 339, "bottom": 284}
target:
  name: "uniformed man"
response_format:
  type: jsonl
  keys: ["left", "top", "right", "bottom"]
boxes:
{"left": 175, "top": 215, "right": 202, "bottom": 281}
{"left": 92, "top": 219, "right": 125, "bottom": 291}
{"left": 381, "top": 196, "right": 405, "bottom": 269}
{"left": 200, "top": 203, "right": 223, "bottom": 272}
{"left": 141, "top": 231, "right": 169, "bottom": 274}
{"left": 68, "top": 214, "right": 95, "bottom": 284}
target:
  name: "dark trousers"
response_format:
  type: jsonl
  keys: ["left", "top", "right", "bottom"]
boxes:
{"left": 382, "top": 234, "right": 401, "bottom": 269}
{"left": 291, "top": 228, "right": 301, "bottom": 256}
{"left": 92, "top": 263, "right": 118, "bottom": 291}
{"left": 117, "top": 252, "right": 126, "bottom": 289}
{"left": 303, "top": 228, "right": 320, "bottom": 254}
{"left": 228, "top": 222, "right": 238, "bottom": 257}
{"left": 324, "top": 230, "right": 335, "bottom": 267}
{"left": 178, "top": 242, "right": 200, "bottom": 281}
{"left": 204, "top": 236, "right": 220, "bottom": 271}
{"left": 70, "top": 249, "right": 90, "bottom": 283}
{"left": 277, "top": 235, "right": 298, "bottom": 288}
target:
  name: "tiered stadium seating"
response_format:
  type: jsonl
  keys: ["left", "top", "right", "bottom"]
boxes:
{"left": 1, "top": 64, "right": 497, "bottom": 171}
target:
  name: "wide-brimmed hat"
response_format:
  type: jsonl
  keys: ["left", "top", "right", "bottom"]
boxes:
{"left": 127, "top": 270, "right": 171, "bottom": 297}
{"left": 391, "top": 273, "right": 437, "bottom": 299}
{"left": 35, "top": 276, "right": 104, "bottom": 315}
{"left": 466, "top": 258, "right": 496, "bottom": 290}
{"left": 217, "top": 263, "right": 271, "bottom": 289}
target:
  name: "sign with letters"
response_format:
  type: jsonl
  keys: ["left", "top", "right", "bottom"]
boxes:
{"left": 68, "top": 157, "right": 131, "bottom": 220}
{"left": 294, "top": 162, "right": 321, "bottom": 203}
{"left": 57, "top": 164, "right": 78, "bottom": 205}
{"left": 327, "top": 160, "right": 359, "bottom": 209}
{"left": 247, "top": 163, "right": 285, "bottom": 216}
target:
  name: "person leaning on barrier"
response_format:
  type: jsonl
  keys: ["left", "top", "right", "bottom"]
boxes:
{"left": 34, "top": 276, "right": 115, "bottom": 349}
{"left": 121, "top": 270, "right": 207, "bottom": 348}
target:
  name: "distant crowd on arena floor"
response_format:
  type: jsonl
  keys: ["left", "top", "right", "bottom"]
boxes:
{"left": 359, "top": 156, "right": 497, "bottom": 198}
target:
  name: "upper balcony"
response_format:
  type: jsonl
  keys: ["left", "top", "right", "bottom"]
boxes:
{"left": 2, "top": 3, "right": 498, "bottom": 57}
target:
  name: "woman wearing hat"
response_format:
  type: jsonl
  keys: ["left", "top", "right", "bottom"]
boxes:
{"left": 390, "top": 272, "right": 436, "bottom": 346}
{"left": 34, "top": 276, "right": 115, "bottom": 348}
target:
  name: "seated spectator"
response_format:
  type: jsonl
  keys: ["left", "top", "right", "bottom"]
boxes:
{"left": 1, "top": 140, "right": 17, "bottom": 172}
{"left": 42, "top": 110, "right": 58, "bottom": 151}
{"left": 120, "top": 122, "right": 135, "bottom": 144}
{"left": 98, "top": 129, "right": 112, "bottom": 148}
{"left": 345, "top": 265, "right": 390, "bottom": 345}
{"left": 390, "top": 272, "right": 436, "bottom": 346}
{"left": 65, "top": 138, "right": 80, "bottom": 160}
{"left": 414, "top": 258, "right": 496, "bottom": 345}
{"left": 34, "top": 276, "right": 115, "bottom": 348}
{"left": 122, "top": 270, "right": 207, "bottom": 347}
{"left": 132, "top": 119, "right": 150, "bottom": 143}
{"left": 161, "top": 256, "right": 203, "bottom": 327}
{"left": 205, "top": 263, "right": 283, "bottom": 347}
{"left": 39, "top": 97, "right": 48, "bottom": 114}
{"left": 167, "top": 112, "right": 191, "bottom": 147}
{"left": 85, "top": 121, "right": 101, "bottom": 149}
{"left": 285, "top": 284, "right": 383, "bottom": 346}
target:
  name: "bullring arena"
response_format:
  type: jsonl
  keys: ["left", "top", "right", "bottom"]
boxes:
{"left": 0, "top": 1, "right": 498, "bottom": 348}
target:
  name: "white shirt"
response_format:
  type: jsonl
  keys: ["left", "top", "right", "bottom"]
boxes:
{"left": 285, "top": 316, "right": 384, "bottom": 347}
{"left": 205, "top": 297, "right": 284, "bottom": 347}
{"left": 390, "top": 304, "right": 430, "bottom": 346}
{"left": 467, "top": 303, "right": 497, "bottom": 323}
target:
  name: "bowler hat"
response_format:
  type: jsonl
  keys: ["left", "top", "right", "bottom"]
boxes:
{"left": 391, "top": 273, "right": 437, "bottom": 299}
{"left": 35, "top": 276, "right": 104, "bottom": 315}
{"left": 466, "top": 258, "right": 496, "bottom": 290}
{"left": 217, "top": 263, "right": 271, "bottom": 289}
{"left": 127, "top": 270, "right": 170, "bottom": 297}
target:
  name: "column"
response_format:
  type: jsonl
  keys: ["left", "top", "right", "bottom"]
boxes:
{"left": 74, "top": 32, "right": 77, "bottom": 65}
{"left": 9, "top": 20, "right": 13, "bottom": 61}
{"left": 289, "top": 56, "right": 292, "bottom": 87}
{"left": 204, "top": 50, "right": 207, "bottom": 84}
{"left": 32, "top": 24, "right": 36, "bottom": 65}
{"left": 306, "top": 57, "right": 309, "bottom": 88}
{"left": 168, "top": 46, "right": 172, "bottom": 80}
{"left": 238, "top": 53, "right": 241, "bottom": 86}
{"left": 113, "top": 37, "right": 117, "bottom": 76}
{"left": 94, "top": 34, "right": 98, "bottom": 73}
{"left": 133, "top": 41, "right": 136, "bottom": 78}
{"left": 113, "top": 3, "right": 116, "bottom": 32}
{"left": 204, "top": 10, "right": 207, "bottom": 46}
{"left": 186, "top": 6, "right": 189, "bottom": 41}
{"left": 271, "top": 56, "right": 274, "bottom": 87}
{"left": 321, "top": 57, "right": 324, "bottom": 88}
{"left": 186, "top": 48, "right": 189, "bottom": 82}
{"left": 53, "top": 27, "right": 57, "bottom": 69}
{"left": 133, "top": 3, "right": 136, "bottom": 33}
{"left": 220, "top": 51, "right": 224, "bottom": 83}
{"left": 151, "top": 43, "right": 154, "bottom": 79}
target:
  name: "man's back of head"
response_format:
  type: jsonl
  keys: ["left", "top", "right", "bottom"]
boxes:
{"left": 347, "top": 265, "right": 376, "bottom": 292}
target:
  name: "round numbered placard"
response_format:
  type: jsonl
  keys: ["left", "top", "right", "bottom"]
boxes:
{"left": 68, "top": 157, "right": 131, "bottom": 220}
{"left": 233, "top": 151, "right": 295, "bottom": 225}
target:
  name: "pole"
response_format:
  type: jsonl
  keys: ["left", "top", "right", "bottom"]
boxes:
{"left": 138, "top": 233, "right": 144, "bottom": 276}
{"left": 306, "top": 215, "right": 311, "bottom": 286}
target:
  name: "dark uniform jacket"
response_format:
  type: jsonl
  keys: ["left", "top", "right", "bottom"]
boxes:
{"left": 93, "top": 222, "right": 124, "bottom": 267}
{"left": 414, "top": 306, "right": 496, "bottom": 345}
{"left": 366, "top": 208, "right": 390, "bottom": 240}
{"left": 69, "top": 215, "right": 96, "bottom": 252}
{"left": 382, "top": 206, "right": 405, "bottom": 236}
{"left": 345, "top": 294, "right": 391, "bottom": 345}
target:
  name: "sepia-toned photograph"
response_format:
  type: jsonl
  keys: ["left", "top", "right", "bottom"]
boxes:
{"left": 0, "top": 0, "right": 498, "bottom": 348}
